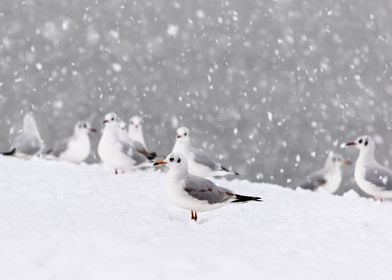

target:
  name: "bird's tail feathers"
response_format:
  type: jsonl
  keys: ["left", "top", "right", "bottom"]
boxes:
{"left": 137, "top": 149, "right": 157, "bottom": 160}
{"left": 2, "top": 148, "right": 16, "bottom": 156}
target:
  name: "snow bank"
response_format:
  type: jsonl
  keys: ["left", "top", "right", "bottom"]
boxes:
{"left": 0, "top": 157, "right": 391, "bottom": 280}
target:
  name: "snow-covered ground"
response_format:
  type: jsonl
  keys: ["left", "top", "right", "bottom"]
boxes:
{"left": 0, "top": 157, "right": 391, "bottom": 280}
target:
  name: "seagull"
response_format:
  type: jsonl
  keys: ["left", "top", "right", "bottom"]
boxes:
{"left": 299, "top": 151, "right": 350, "bottom": 194}
{"left": 154, "top": 153, "right": 261, "bottom": 222}
{"left": 128, "top": 115, "right": 156, "bottom": 160}
{"left": 98, "top": 112, "right": 148, "bottom": 174}
{"left": 49, "top": 121, "right": 97, "bottom": 163}
{"left": 117, "top": 118, "right": 156, "bottom": 160}
{"left": 172, "top": 126, "right": 239, "bottom": 177}
{"left": 2, "top": 112, "right": 44, "bottom": 157}
{"left": 118, "top": 119, "right": 135, "bottom": 144}
{"left": 344, "top": 135, "right": 392, "bottom": 200}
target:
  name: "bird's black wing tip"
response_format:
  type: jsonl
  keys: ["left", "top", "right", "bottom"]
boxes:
{"left": 221, "top": 166, "right": 239, "bottom": 176}
{"left": 232, "top": 194, "right": 263, "bottom": 203}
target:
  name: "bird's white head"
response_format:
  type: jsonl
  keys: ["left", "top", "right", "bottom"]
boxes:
{"left": 344, "top": 135, "right": 375, "bottom": 152}
{"left": 129, "top": 116, "right": 143, "bottom": 130}
{"left": 176, "top": 126, "right": 190, "bottom": 142}
{"left": 326, "top": 151, "right": 351, "bottom": 168}
{"left": 103, "top": 112, "right": 118, "bottom": 125}
{"left": 75, "top": 121, "right": 97, "bottom": 134}
{"left": 117, "top": 119, "right": 127, "bottom": 130}
{"left": 153, "top": 152, "right": 188, "bottom": 171}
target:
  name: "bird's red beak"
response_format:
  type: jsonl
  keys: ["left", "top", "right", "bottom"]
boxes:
{"left": 153, "top": 160, "right": 167, "bottom": 166}
{"left": 345, "top": 142, "right": 356, "bottom": 147}
{"left": 89, "top": 128, "right": 97, "bottom": 133}
{"left": 103, "top": 120, "right": 108, "bottom": 124}
{"left": 176, "top": 135, "right": 181, "bottom": 139}
{"left": 343, "top": 159, "right": 352, "bottom": 166}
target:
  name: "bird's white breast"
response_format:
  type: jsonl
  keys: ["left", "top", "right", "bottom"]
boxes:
{"left": 60, "top": 134, "right": 91, "bottom": 163}
{"left": 322, "top": 170, "right": 342, "bottom": 194}
{"left": 98, "top": 128, "right": 136, "bottom": 169}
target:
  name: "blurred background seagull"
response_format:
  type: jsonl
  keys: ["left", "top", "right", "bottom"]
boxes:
{"left": 118, "top": 119, "right": 136, "bottom": 145}
{"left": 127, "top": 115, "right": 156, "bottom": 160}
{"left": 172, "top": 126, "right": 239, "bottom": 177}
{"left": 154, "top": 153, "right": 261, "bottom": 222}
{"left": 98, "top": 112, "right": 148, "bottom": 174}
{"left": 2, "top": 112, "right": 44, "bottom": 157}
{"left": 298, "top": 151, "right": 350, "bottom": 194}
{"left": 344, "top": 135, "right": 392, "bottom": 200}
{"left": 48, "top": 121, "right": 97, "bottom": 163}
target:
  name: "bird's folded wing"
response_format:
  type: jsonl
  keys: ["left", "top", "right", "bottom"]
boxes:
{"left": 300, "top": 172, "right": 326, "bottom": 190}
{"left": 364, "top": 166, "right": 392, "bottom": 190}
{"left": 119, "top": 140, "right": 146, "bottom": 164}
{"left": 131, "top": 140, "right": 145, "bottom": 152}
{"left": 192, "top": 148, "right": 218, "bottom": 170}
{"left": 184, "top": 175, "right": 233, "bottom": 204}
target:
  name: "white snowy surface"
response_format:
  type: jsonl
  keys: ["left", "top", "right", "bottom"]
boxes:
{"left": 0, "top": 157, "right": 392, "bottom": 280}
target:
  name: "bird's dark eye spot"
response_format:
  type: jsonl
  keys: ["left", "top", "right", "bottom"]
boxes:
{"left": 365, "top": 140, "right": 368, "bottom": 146}
{"left": 111, "top": 117, "right": 114, "bottom": 121}
{"left": 184, "top": 133, "right": 187, "bottom": 136}
{"left": 177, "top": 158, "right": 181, "bottom": 163}
{"left": 83, "top": 124, "right": 87, "bottom": 128}
{"left": 170, "top": 158, "right": 174, "bottom": 162}
{"left": 358, "top": 139, "right": 363, "bottom": 144}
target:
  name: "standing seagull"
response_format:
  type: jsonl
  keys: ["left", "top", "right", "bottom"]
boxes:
{"left": 117, "top": 119, "right": 155, "bottom": 160}
{"left": 154, "top": 153, "right": 261, "bottom": 222}
{"left": 49, "top": 121, "right": 97, "bottom": 163}
{"left": 98, "top": 113, "right": 148, "bottom": 174}
{"left": 128, "top": 115, "right": 156, "bottom": 160}
{"left": 172, "top": 126, "right": 239, "bottom": 177}
{"left": 2, "top": 112, "right": 44, "bottom": 157}
{"left": 344, "top": 135, "right": 392, "bottom": 200}
{"left": 299, "top": 152, "right": 350, "bottom": 194}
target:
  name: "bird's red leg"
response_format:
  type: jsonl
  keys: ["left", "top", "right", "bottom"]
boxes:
{"left": 194, "top": 211, "right": 198, "bottom": 222}
{"left": 115, "top": 169, "right": 118, "bottom": 175}
{"left": 191, "top": 211, "right": 194, "bottom": 220}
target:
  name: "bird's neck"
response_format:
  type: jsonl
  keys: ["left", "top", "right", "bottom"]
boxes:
{"left": 103, "top": 125, "right": 119, "bottom": 142}
{"left": 74, "top": 131, "right": 89, "bottom": 141}
{"left": 357, "top": 148, "right": 377, "bottom": 166}
{"left": 167, "top": 168, "right": 187, "bottom": 181}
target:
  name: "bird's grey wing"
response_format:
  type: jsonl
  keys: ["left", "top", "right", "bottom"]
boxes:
{"left": 131, "top": 140, "right": 144, "bottom": 151}
{"left": 14, "top": 133, "right": 41, "bottom": 155}
{"left": 52, "top": 138, "right": 70, "bottom": 157}
{"left": 120, "top": 140, "right": 146, "bottom": 165}
{"left": 364, "top": 166, "right": 392, "bottom": 191}
{"left": 184, "top": 175, "right": 233, "bottom": 204}
{"left": 299, "top": 172, "right": 326, "bottom": 190}
{"left": 192, "top": 148, "right": 218, "bottom": 170}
